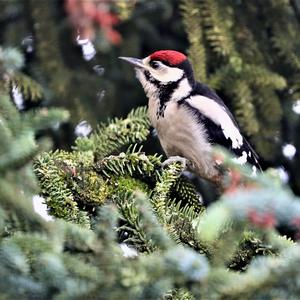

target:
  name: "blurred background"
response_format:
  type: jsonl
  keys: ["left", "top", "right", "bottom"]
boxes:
{"left": 1, "top": 0, "right": 300, "bottom": 194}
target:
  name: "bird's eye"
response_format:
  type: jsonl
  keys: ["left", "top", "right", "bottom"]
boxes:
{"left": 150, "top": 61, "right": 160, "bottom": 69}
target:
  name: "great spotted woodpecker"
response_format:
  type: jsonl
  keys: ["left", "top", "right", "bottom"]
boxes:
{"left": 120, "top": 50, "right": 260, "bottom": 182}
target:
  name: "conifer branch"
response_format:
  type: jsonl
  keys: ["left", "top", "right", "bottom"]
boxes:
{"left": 34, "top": 151, "right": 90, "bottom": 226}
{"left": 95, "top": 144, "right": 161, "bottom": 179}
{"left": 230, "top": 80, "right": 259, "bottom": 135}
{"left": 151, "top": 161, "right": 184, "bottom": 223}
{"left": 199, "top": 0, "right": 235, "bottom": 58}
{"left": 74, "top": 106, "right": 150, "bottom": 159}
{"left": 218, "top": 244, "right": 300, "bottom": 298}
{"left": 181, "top": 0, "right": 207, "bottom": 82}
{"left": 23, "top": 108, "right": 70, "bottom": 132}
{"left": 115, "top": 192, "right": 157, "bottom": 252}
{"left": 10, "top": 73, "right": 43, "bottom": 101}
{"left": 171, "top": 176, "right": 203, "bottom": 213}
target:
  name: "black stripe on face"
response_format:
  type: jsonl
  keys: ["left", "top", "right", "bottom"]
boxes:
{"left": 144, "top": 70, "right": 160, "bottom": 87}
{"left": 144, "top": 70, "right": 185, "bottom": 118}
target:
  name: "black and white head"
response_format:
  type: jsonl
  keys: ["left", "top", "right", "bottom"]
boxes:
{"left": 119, "top": 50, "right": 195, "bottom": 101}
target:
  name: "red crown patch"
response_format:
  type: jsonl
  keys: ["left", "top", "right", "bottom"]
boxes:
{"left": 149, "top": 50, "right": 187, "bottom": 65}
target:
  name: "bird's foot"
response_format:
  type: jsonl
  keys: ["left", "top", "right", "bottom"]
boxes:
{"left": 161, "top": 156, "right": 188, "bottom": 172}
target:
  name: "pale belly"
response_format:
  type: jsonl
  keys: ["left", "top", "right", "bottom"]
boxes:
{"left": 148, "top": 99, "right": 216, "bottom": 177}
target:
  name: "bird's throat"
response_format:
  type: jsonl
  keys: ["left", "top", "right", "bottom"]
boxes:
{"left": 141, "top": 70, "right": 186, "bottom": 118}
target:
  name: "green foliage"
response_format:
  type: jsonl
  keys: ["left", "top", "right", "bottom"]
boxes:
{"left": 180, "top": 0, "right": 207, "bottom": 82}
{"left": 198, "top": 0, "right": 235, "bottom": 58}
{"left": 0, "top": 95, "right": 69, "bottom": 173}
{"left": 95, "top": 144, "right": 160, "bottom": 177}
{"left": 219, "top": 244, "right": 300, "bottom": 299}
{"left": 151, "top": 161, "right": 185, "bottom": 223}
{"left": 35, "top": 109, "right": 203, "bottom": 242}
{"left": 0, "top": 47, "right": 69, "bottom": 231}
{"left": 0, "top": 47, "right": 24, "bottom": 74}
{"left": 34, "top": 151, "right": 91, "bottom": 226}
{"left": 171, "top": 176, "right": 203, "bottom": 212}
{"left": 33, "top": 104, "right": 300, "bottom": 299}
{"left": 5, "top": 130, "right": 300, "bottom": 299}
{"left": 74, "top": 107, "right": 151, "bottom": 159}
{"left": 10, "top": 73, "right": 43, "bottom": 101}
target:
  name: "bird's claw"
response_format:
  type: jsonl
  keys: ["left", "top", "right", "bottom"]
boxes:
{"left": 161, "top": 156, "right": 188, "bottom": 172}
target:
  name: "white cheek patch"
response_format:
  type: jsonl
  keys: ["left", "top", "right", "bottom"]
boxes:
{"left": 186, "top": 96, "right": 243, "bottom": 149}
{"left": 150, "top": 66, "right": 184, "bottom": 83}
{"left": 142, "top": 57, "right": 184, "bottom": 83}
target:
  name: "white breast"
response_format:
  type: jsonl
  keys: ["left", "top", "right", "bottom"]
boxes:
{"left": 148, "top": 98, "right": 216, "bottom": 178}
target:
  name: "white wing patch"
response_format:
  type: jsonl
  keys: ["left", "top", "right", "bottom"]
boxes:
{"left": 252, "top": 165, "right": 257, "bottom": 176}
{"left": 233, "top": 152, "right": 258, "bottom": 176}
{"left": 233, "top": 151, "right": 248, "bottom": 165}
{"left": 186, "top": 96, "right": 243, "bottom": 149}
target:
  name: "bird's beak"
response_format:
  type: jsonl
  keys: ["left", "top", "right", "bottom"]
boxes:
{"left": 119, "top": 56, "right": 145, "bottom": 69}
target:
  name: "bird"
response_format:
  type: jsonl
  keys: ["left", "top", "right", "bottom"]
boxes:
{"left": 119, "top": 50, "right": 261, "bottom": 185}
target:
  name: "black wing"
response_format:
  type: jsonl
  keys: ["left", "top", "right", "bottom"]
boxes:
{"left": 183, "top": 81, "right": 261, "bottom": 170}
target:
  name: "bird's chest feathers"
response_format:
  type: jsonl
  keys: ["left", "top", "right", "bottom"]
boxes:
{"left": 148, "top": 97, "right": 177, "bottom": 130}
{"left": 149, "top": 100, "right": 185, "bottom": 154}
{"left": 148, "top": 99, "right": 212, "bottom": 166}
{"left": 148, "top": 100, "right": 197, "bottom": 146}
